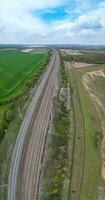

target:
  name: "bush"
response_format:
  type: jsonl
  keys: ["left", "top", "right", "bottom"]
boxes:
{"left": 26, "top": 80, "right": 33, "bottom": 88}
{"left": 5, "top": 110, "right": 14, "bottom": 123}
{"left": 0, "top": 114, "right": 8, "bottom": 142}
{"left": 95, "top": 129, "right": 103, "bottom": 147}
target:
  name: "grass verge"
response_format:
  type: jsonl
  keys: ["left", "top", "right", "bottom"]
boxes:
{"left": 0, "top": 50, "right": 51, "bottom": 200}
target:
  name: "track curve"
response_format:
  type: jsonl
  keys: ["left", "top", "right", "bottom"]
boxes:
{"left": 8, "top": 50, "right": 59, "bottom": 200}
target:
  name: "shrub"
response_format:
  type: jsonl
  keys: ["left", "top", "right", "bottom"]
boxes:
{"left": 0, "top": 114, "right": 8, "bottom": 142}
{"left": 5, "top": 110, "right": 14, "bottom": 123}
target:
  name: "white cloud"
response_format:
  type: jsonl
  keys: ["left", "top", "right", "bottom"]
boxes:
{"left": 0, "top": 0, "right": 105, "bottom": 44}
{"left": 48, "top": 1, "right": 105, "bottom": 44}
{"left": 0, "top": 0, "right": 70, "bottom": 43}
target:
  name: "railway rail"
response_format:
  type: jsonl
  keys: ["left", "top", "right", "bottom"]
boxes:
{"left": 8, "top": 50, "right": 59, "bottom": 200}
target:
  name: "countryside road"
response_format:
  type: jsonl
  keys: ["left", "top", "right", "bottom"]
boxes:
{"left": 8, "top": 50, "right": 60, "bottom": 200}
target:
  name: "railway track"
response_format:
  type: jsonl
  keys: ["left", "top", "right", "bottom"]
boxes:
{"left": 66, "top": 62, "right": 85, "bottom": 200}
{"left": 8, "top": 50, "right": 59, "bottom": 200}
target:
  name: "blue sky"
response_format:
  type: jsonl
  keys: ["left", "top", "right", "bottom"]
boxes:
{"left": 0, "top": 0, "right": 105, "bottom": 44}
{"left": 37, "top": 0, "right": 101, "bottom": 22}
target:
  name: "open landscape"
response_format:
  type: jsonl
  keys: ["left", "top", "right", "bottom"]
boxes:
{"left": 60, "top": 49, "right": 105, "bottom": 200}
{"left": 0, "top": 46, "right": 105, "bottom": 200}
{"left": 0, "top": 50, "right": 48, "bottom": 100}
{"left": 0, "top": 48, "right": 50, "bottom": 199}
{"left": 0, "top": 0, "right": 105, "bottom": 200}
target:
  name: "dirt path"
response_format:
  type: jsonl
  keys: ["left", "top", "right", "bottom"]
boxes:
{"left": 65, "top": 62, "right": 85, "bottom": 200}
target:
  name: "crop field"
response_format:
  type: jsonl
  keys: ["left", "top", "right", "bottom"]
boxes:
{"left": 0, "top": 50, "right": 49, "bottom": 144}
{"left": 0, "top": 49, "right": 49, "bottom": 199}
{"left": 0, "top": 51, "right": 48, "bottom": 100}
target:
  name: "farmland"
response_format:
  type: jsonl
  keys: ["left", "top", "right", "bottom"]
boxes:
{"left": 0, "top": 49, "right": 49, "bottom": 199}
{"left": 0, "top": 51, "right": 48, "bottom": 101}
{"left": 0, "top": 50, "right": 49, "bottom": 142}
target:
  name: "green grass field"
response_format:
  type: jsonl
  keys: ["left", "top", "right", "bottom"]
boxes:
{"left": 0, "top": 49, "right": 49, "bottom": 200}
{"left": 0, "top": 51, "right": 48, "bottom": 100}
{"left": 0, "top": 50, "right": 49, "bottom": 141}
{"left": 73, "top": 67, "right": 101, "bottom": 200}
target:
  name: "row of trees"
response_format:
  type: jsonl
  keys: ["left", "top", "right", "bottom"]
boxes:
{"left": 63, "top": 52, "right": 105, "bottom": 64}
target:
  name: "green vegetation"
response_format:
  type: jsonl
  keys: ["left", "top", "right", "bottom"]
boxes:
{"left": 41, "top": 61, "right": 70, "bottom": 200}
{"left": 65, "top": 58, "right": 105, "bottom": 199}
{"left": 0, "top": 51, "right": 48, "bottom": 101}
{"left": 0, "top": 49, "right": 50, "bottom": 200}
{"left": 68, "top": 65, "right": 102, "bottom": 199}
{"left": 0, "top": 50, "right": 49, "bottom": 142}
{"left": 63, "top": 51, "right": 105, "bottom": 64}
{"left": 41, "top": 57, "right": 104, "bottom": 200}
{"left": 60, "top": 49, "right": 105, "bottom": 199}
{"left": 65, "top": 63, "right": 86, "bottom": 200}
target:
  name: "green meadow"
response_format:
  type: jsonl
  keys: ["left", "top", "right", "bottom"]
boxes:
{"left": 0, "top": 49, "right": 49, "bottom": 199}
{"left": 0, "top": 51, "right": 48, "bottom": 100}
{"left": 0, "top": 50, "right": 49, "bottom": 140}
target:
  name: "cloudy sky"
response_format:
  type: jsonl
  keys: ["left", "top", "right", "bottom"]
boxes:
{"left": 0, "top": 0, "right": 105, "bottom": 44}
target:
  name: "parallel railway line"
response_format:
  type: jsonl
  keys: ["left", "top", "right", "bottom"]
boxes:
{"left": 8, "top": 50, "right": 59, "bottom": 200}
